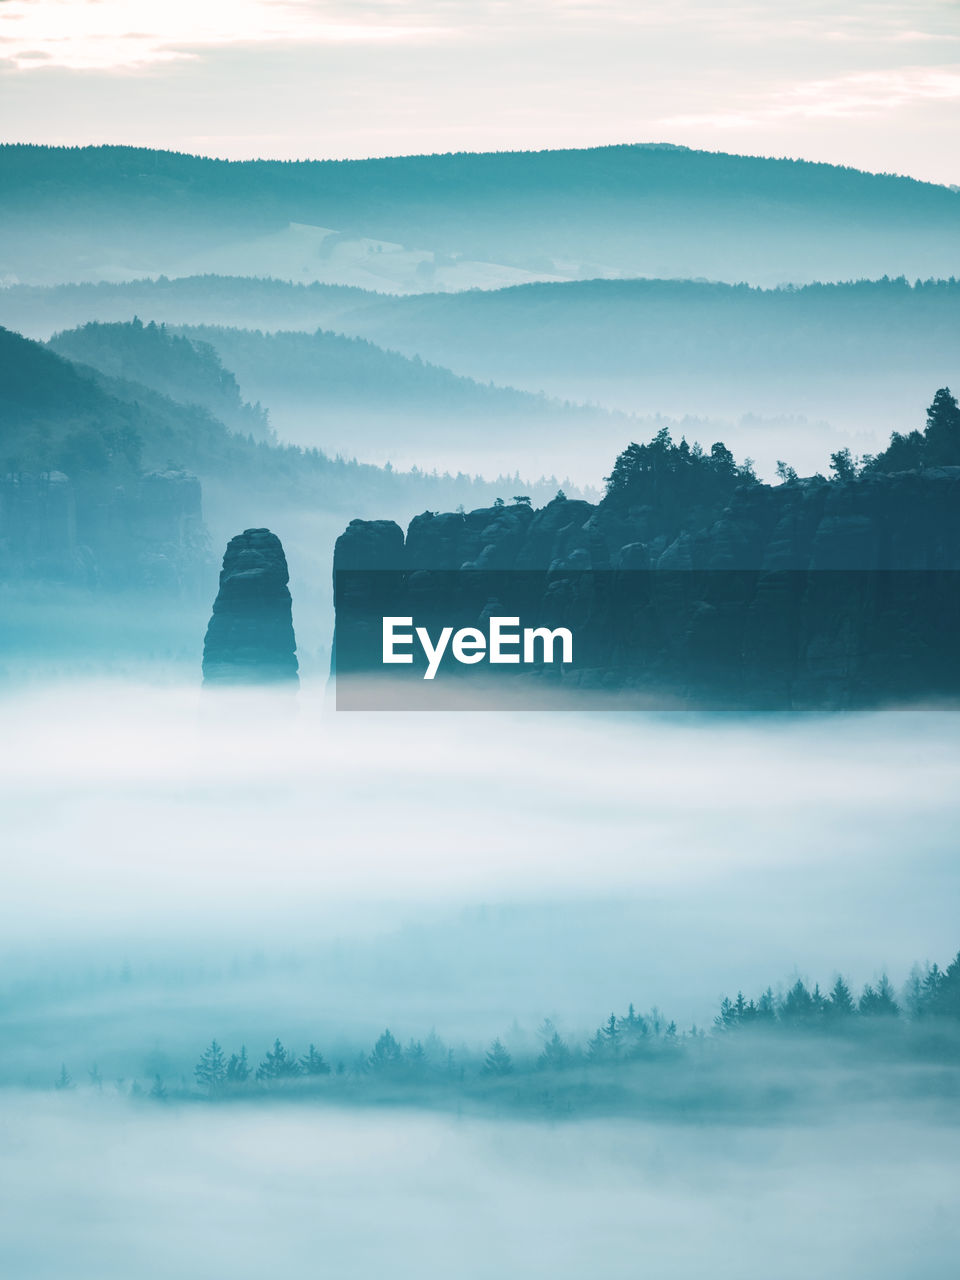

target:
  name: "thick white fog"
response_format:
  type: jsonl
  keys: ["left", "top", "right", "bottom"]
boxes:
{"left": 2, "top": 682, "right": 959, "bottom": 1053}
{"left": 3, "top": 682, "right": 959, "bottom": 1275}
{"left": 1, "top": 1094, "right": 958, "bottom": 1280}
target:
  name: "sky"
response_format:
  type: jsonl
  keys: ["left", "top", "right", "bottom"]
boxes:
{"left": 0, "top": 0, "right": 958, "bottom": 183}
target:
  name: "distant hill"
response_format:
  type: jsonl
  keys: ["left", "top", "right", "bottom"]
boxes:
{"left": 8, "top": 273, "right": 957, "bottom": 475}
{"left": 34, "top": 316, "right": 630, "bottom": 477}
{"left": 0, "top": 276, "right": 368, "bottom": 341}
{"left": 0, "top": 322, "right": 588, "bottom": 659}
{"left": 0, "top": 324, "right": 582, "bottom": 528}
{"left": 173, "top": 323, "right": 626, "bottom": 466}
{"left": 293, "top": 276, "right": 960, "bottom": 444}
{"left": 48, "top": 319, "right": 274, "bottom": 442}
{"left": 2, "top": 143, "right": 959, "bottom": 287}
{"left": 9, "top": 275, "right": 957, "bottom": 422}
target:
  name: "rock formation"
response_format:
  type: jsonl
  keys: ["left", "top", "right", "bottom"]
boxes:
{"left": 332, "top": 470, "right": 960, "bottom": 708}
{"left": 202, "top": 528, "right": 299, "bottom": 686}
{"left": 0, "top": 466, "right": 208, "bottom": 588}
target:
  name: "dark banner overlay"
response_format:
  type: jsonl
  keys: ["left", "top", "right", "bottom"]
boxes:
{"left": 333, "top": 569, "right": 960, "bottom": 711}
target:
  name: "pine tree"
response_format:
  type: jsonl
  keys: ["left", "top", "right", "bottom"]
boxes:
{"left": 536, "top": 1031, "right": 572, "bottom": 1070}
{"left": 54, "top": 1063, "right": 72, "bottom": 1090}
{"left": 404, "top": 1040, "right": 427, "bottom": 1073}
{"left": 226, "top": 1046, "right": 250, "bottom": 1084}
{"left": 826, "top": 976, "right": 855, "bottom": 1019}
{"left": 756, "top": 989, "right": 777, "bottom": 1023}
{"left": 618, "top": 1003, "right": 649, "bottom": 1049}
{"left": 483, "top": 1038, "right": 513, "bottom": 1076}
{"left": 924, "top": 387, "right": 960, "bottom": 466}
{"left": 256, "top": 1039, "right": 302, "bottom": 1081}
{"left": 586, "top": 1029, "right": 607, "bottom": 1060}
{"left": 829, "top": 448, "right": 858, "bottom": 482}
{"left": 149, "top": 1075, "right": 167, "bottom": 1101}
{"left": 931, "top": 951, "right": 960, "bottom": 1018}
{"left": 300, "top": 1044, "right": 331, "bottom": 1076}
{"left": 601, "top": 1013, "right": 621, "bottom": 1056}
{"left": 715, "top": 997, "right": 738, "bottom": 1031}
{"left": 368, "top": 1029, "right": 403, "bottom": 1072}
{"left": 859, "top": 975, "right": 900, "bottom": 1017}
{"left": 194, "top": 1040, "right": 227, "bottom": 1093}
{"left": 782, "top": 979, "right": 817, "bottom": 1024}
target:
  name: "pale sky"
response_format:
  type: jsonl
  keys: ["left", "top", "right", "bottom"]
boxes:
{"left": 1, "top": 0, "right": 959, "bottom": 183}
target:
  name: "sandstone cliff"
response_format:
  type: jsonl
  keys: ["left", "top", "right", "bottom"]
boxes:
{"left": 203, "top": 528, "right": 299, "bottom": 686}
{"left": 332, "top": 469, "right": 960, "bottom": 708}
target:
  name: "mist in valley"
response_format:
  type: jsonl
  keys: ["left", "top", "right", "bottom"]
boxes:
{"left": 3, "top": 137, "right": 960, "bottom": 1276}
{"left": 3, "top": 1092, "right": 957, "bottom": 1280}
{"left": 3, "top": 684, "right": 959, "bottom": 1058}
{"left": 2, "top": 683, "right": 960, "bottom": 1275}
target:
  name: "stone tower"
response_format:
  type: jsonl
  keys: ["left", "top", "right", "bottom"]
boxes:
{"left": 202, "top": 528, "right": 299, "bottom": 686}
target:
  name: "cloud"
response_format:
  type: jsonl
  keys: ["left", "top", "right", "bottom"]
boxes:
{"left": 663, "top": 66, "right": 960, "bottom": 129}
{"left": 5, "top": 0, "right": 957, "bottom": 74}
{"left": 0, "top": 0, "right": 441, "bottom": 71}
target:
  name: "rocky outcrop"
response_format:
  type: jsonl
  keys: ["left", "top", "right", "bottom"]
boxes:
{"left": 332, "top": 470, "right": 960, "bottom": 708}
{"left": 0, "top": 466, "right": 209, "bottom": 588}
{"left": 202, "top": 528, "right": 299, "bottom": 686}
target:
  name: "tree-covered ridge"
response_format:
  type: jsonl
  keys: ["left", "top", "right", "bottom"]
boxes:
{"left": 810, "top": 387, "right": 960, "bottom": 480}
{"left": 859, "top": 387, "right": 960, "bottom": 472}
{"left": 174, "top": 323, "right": 619, "bottom": 427}
{"left": 45, "top": 948, "right": 960, "bottom": 1109}
{"left": 3, "top": 274, "right": 959, "bottom": 343}
{"left": 290, "top": 275, "right": 960, "bottom": 389}
{"left": 604, "top": 387, "right": 960, "bottom": 507}
{"left": 604, "top": 427, "right": 758, "bottom": 514}
{"left": 0, "top": 325, "right": 578, "bottom": 510}
{"left": 3, "top": 145, "right": 959, "bottom": 288}
{"left": 3, "top": 143, "right": 957, "bottom": 220}
{"left": 48, "top": 319, "right": 273, "bottom": 442}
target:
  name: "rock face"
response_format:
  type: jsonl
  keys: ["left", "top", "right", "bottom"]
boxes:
{"left": 0, "top": 466, "right": 209, "bottom": 588}
{"left": 332, "top": 472, "right": 960, "bottom": 708}
{"left": 202, "top": 528, "right": 298, "bottom": 686}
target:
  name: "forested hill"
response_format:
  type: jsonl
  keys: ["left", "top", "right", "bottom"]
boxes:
{"left": 48, "top": 319, "right": 273, "bottom": 442}
{"left": 6, "top": 275, "right": 957, "bottom": 471}
{"left": 2, "top": 143, "right": 959, "bottom": 286}
{"left": 0, "top": 326, "right": 574, "bottom": 510}
{"left": 299, "top": 275, "right": 960, "bottom": 382}
{"left": 0, "top": 276, "right": 370, "bottom": 341}
{"left": 333, "top": 394, "right": 960, "bottom": 708}
{"left": 175, "top": 323, "right": 615, "bottom": 421}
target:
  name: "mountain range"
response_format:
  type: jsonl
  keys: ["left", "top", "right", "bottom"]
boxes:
{"left": 3, "top": 143, "right": 959, "bottom": 288}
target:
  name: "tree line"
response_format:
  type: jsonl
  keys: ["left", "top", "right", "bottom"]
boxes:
{"left": 48, "top": 947, "right": 960, "bottom": 1099}
{"left": 606, "top": 387, "right": 960, "bottom": 508}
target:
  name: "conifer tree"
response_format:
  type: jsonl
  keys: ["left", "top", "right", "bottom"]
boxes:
{"left": 256, "top": 1039, "right": 302, "bottom": 1081}
{"left": 368, "top": 1029, "right": 403, "bottom": 1072}
{"left": 226, "top": 1046, "right": 250, "bottom": 1084}
{"left": 536, "top": 1031, "right": 572, "bottom": 1071}
{"left": 483, "top": 1038, "right": 513, "bottom": 1076}
{"left": 826, "top": 976, "right": 855, "bottom": 1019}
{"left": 859, "top": 975, "right": 900, "bottom": 1017}
{"left": 300, "top": 1044, "right": 331, "bottom": 1076}
{"left": 923, "top": 387, "right": 960, "bottom": 466}
{"left": 194, "top": 1040, "right": 227, "bottom": 1093}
